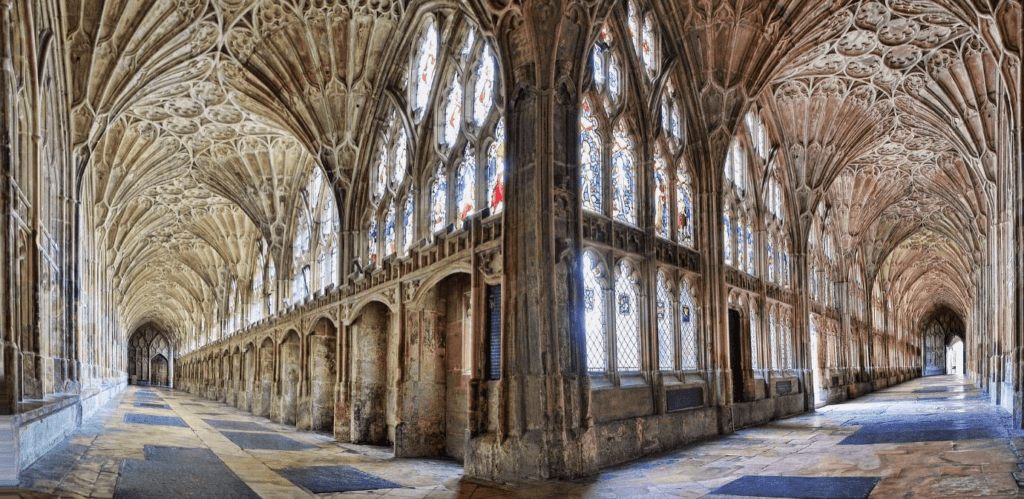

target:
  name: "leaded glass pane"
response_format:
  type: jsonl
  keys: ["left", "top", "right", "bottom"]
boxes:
{"left": 678, "top": 167, "right": 693, "bottom": 247}
{"left": 317, "top": 250, "right": 326, "bottom": 289}
{"left": 608, "top": 54, "right": 621, "bottom": 105}
{"left": 267, "top": 261, "right": 276, "bottom": 316}
{"left": 641, "top": 14, "right": 657, "bottom": 79}
{"left": 656, "top": 271, "right": 674, "bottom": 371}
{"left": 750, "top": 308, "right": 759, "bottom": 370}
{"left": 583, "top": 252, "right": 606, "bottom": 373}
{"left": 413, "top": 21, "right": 438, "bottom": 121}
{"left": 653, "top": 145, "right": 669, "bottom": 239}
{"left": 770, "top": 313, "right": 778, "bottom": 368}
{"left": 403, "top": 197, "right": 415, "bottom": 251}
{"left": 367, "top": 219, "right": 378, "bottom": 264}
{"left": 580, "top": 99, "right": 603, "bottom": 213}
{"left": 627, "top": 2, "right": 640, "bottom": 58}
{"left": 443, "top": 74, "right": 463, "bottom": 148}
{"left": 767, "top": 233, "right": 775, "bottom": 283}
{"left": 723, "top": 213, "right": 732, "bottom": 264}
{"left": 375, "top": 146, "right": 387, "bottom": 200}
{"left": 473, "top": 44, "right": 496, "bottom": 127}
{"left": 430, "top": 165, "right": 447, "bottom": 233}
{"left": 736, "top": 218, "right": 745, "bottom": 271}
{"left": 680, "top": 281, "right": 697, "bottom": 370}
{"left": 746, "top": 226, "right": 755, "bottom": 275}
{"left": 615, "top": 261, "right": 640, "bottom": 372}
{"left": 487, "top": 119, "right": 506, "bottom": 213}
{"left": 384, "top": 201, "right": 396, "bottom": 256}
{"left": 456, "top": 145, "right": 476, "bottom": 221}
{"left": 393, "top": 127, "right": 407, "bottom": 186}
{"left": 611, "top": 120, "right": 636, "bottom": 225}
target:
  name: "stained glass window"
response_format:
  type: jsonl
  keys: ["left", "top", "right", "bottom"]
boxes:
{"left": 770, "top": 312, "right": 778, "bottom": 368}
{"left": 607, "top": 54, "right": 622, "bottom": 106}
{"left": 680, "top": 280, "right": 697, "bottom": 370}
{"left": 403, "top": 197, "right": 415, "bottom": 251}
{"left": 375, "top": 146, "right": 387, "bottom": 200}
{"left": 627, "top": 1, "right": 640, "bottom": 59}
{"left": 251, "top": 254, "right": 264, "bottom": 323}
{"left": 767, "top": 232, "right": 775, "bottom": 283}
{"left": 413, "top": 21, "right": 438, "bottom": 121}
{"left": 367, "top": 219, "right": 379, "bottom": 264}
{"left": 723, "top": 212, "right": 732, "bottom": 264}
{"left": 267, "top": 261, "right": 276, "bottom": 316}
{"left": 641, "top": 14, "right": 657, "bottom": 79}
{"left": 736, "top": 218, "right": 746, "bottom": 272}
{"left": 615, "top": 261, "right": 640, "bottom": 372}
{"left": 611, "top": 120, "right": 636, "bottom": 225}
{"left": 311, "top": 167, "right": 323, "bottom": 206}
{"left": 487, "top": 119, "right": 506, "bottom": 213}
{"left": 580, "top": 99, "right": 603, "bottom": 213}
{"left": 583, "top": 252, "right": 607, "bottom": 373}
{"left": 750, "top": 308, "right": 759, "bottom": 370}
{"left": 384, "top": 201, "right": 396, "bottom": 256}
{"left": 473, "top": 44, "right": 496, "bottom": 127}
{"left": 656, "top": 271, "right": 674, "bottom": 371}
{"left": 393, "top": 127, "right": 407, "bottom": 186}
{"left": 746, "top": 226, "right": 755, "bottom": 275}
{"left": 317, "top": 250, "right": 326, "bottom": 289}
{"left": 430, "top": 164, "right": 447, "bottom": 233}
{"left": 457, "top": 145, "right": 476, "bottom": 222}
{"left": 443, "top": 74, "right": 463, "bottom": 148}
{"left": 678, "top": 165, "right": 694, "bottom": 247}
{"left": 653, "top": 144, "right": 670, "bottom": 239}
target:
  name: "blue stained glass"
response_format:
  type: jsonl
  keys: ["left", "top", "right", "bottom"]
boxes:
{"left": 767, "top": 235, "right": 775, "bottom": 283}
{"left": 746, "top": 227, "right": 755, "bottom": 275}
{"left": 736, "top": 220, "right": 745, "bottom": 270}
{"left": 783, "top": 252, "right": 790, "bottom": 285}
{"left": 384, "top": 201, "right": 396, "bottom": 256}
{"left": 678, "top": 167, "right": 693, "bottom": 247}
{"left": 618, "top": 294, "right": 631, "bottom": 314}
{"left": 430, "top": 165, "right": 448, "bottom": 233}
{"left": 403, "top": 197, "right": 415, "bottom": 251}
{"left": 393, "top": 128, "right": 407, "bottom": 186}
{"left": 592, "top": 46, "right": 605, "bottom": 89}
{"left": 611, "top": 121, "right": 636, "bottom": 225}
{"left": 579, "top": 99, "right": 603, "bottom": 213}
{"left": 608, "top": 55, "right": 621, "bottom": 104}
{"left": 368, "top": 219, "right": 378, "bottom": 264}
{"left": 723, "top": 214, "right": 732, "bottom": 264}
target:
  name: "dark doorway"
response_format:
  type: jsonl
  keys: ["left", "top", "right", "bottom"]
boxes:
{"left": 728, "top": 309, "right": 744, "bottom": 403}
{"left": 151, "top": 355, "right": 169, "bottom": 386}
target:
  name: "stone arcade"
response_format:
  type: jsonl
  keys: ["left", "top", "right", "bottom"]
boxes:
{"left": 0, "top": 0, "right": 1022, "bottom": 496}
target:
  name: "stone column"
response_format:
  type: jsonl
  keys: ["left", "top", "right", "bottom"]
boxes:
{"left": 462, "top": 0, "right": 597, "bottom": 481}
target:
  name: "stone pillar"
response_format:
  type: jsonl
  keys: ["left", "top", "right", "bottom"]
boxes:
{"left": 790, "top": 249, "right": 814, "bottom": 412}
{"left": 462, "top": 0, "right": 596, "bottom": 481}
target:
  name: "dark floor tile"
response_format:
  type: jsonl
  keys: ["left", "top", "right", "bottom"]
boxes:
{"left": 710, "top": 475, "right": 880, "bottom": 499}
{"left": 203, "top": 419, "right": 271, "bottom": 432}
{"left": 276, "top": 465, "right": 403, "bottom": 493}
{"left": 114, "top": 446, "right": 259, "bottom": 499}
{"left": 219, "top": 431, "right": 317, "bottom": 451}
{"left": 123, "top": 414, "right": 188, "bottom": 427}
{"left": 133, "top": 402, "right": 169, "bottom": 409}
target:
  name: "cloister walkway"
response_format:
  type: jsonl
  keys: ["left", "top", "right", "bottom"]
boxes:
{"left": 9, "top": 375, "right": 1024, "bottom": 498}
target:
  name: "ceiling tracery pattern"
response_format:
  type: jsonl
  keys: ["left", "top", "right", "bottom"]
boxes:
{"left": 62, "top": 0, "right": 1019, "bottom": 346}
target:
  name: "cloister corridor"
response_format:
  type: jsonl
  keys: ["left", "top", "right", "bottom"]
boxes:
{"left": 5, "top": 375, "right": 1019, "bottom": 498}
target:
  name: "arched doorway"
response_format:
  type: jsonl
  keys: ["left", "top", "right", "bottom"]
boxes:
{"left": 127, "top": 324, "right": 172, "bottom": 386}
{"left": 150, "top": 355, "right": 169, "bottom": 386}
{"left": 947, "top": 336, "right": 964, "bottom": 376}
{"left": 920, "top": 307, "right": 965, "bottom": 376}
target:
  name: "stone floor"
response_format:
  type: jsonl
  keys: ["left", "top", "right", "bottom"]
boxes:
{"left": 7, "top": 375, "right": 1024, "bottom": 498}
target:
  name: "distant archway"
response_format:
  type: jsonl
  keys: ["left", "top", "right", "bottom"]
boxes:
{"left": 920, "top": 307, "right": 965, "bottom": 376}
{"left": 946, "top": 336, "right": 964, "bottom": 376}
{"left": 127, "top": 324, "right": 172, "bottom": 386}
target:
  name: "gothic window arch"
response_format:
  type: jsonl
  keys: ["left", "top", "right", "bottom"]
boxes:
{"left": 614, "top": 260, "right": 642, "bottom": 372}
{"left": 292, "top": 207, "right": 312, "bottom": 304}
{"left": 293, "top": 166, "right": 337, "bottom": 299}
{"left": 583, "top": 250, "right": 609, "bottom": 373}
{"left": 250, "top": 246, "right": 266, "bottom": 325}
{"left": 723, "top": 139, "right": 754, "bottom": 276}
{"left": 750, "top": 305, "right": 759, "bottom": 370}
{"left": 655, "top": 270, "right": 674, "bottom": 371}
{"left": 267, "top": 259, "right": 276, "bottom": 316}
{"left": 678, "top": 276, "right": 699, "bottom": 370}
{"left": 368, "top": 14, "right": 505, "bottom": 264}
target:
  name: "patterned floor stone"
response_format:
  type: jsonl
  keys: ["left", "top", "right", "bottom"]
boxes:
{"left": 276, "top": 465, "right": 404, "bottom": 493}
{"left": 132, "top": 402, "right": 169, "bottom": 409}
{"left": 12, "top": 377, "right": 1024, "bottom": 498}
